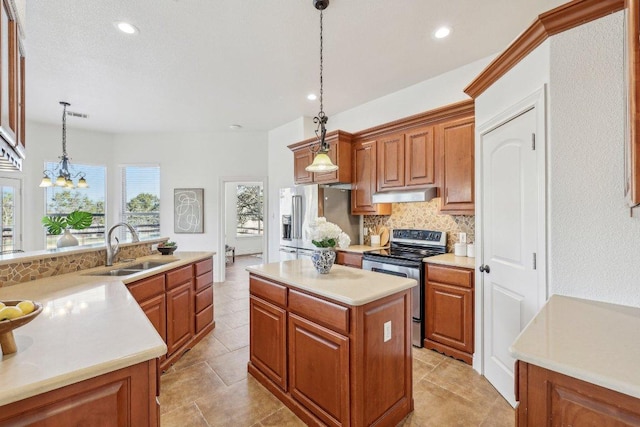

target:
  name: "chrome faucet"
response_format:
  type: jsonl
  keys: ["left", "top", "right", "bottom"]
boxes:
{"left": 105, "top": 222, "right": 140, "bottom": 266}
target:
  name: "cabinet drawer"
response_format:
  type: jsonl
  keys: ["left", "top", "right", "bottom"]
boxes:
{"left": 195, "top": 305, "right": 214, "bottom": 333}
{"left": 127, "top": 274, "right": 165, "bottom": 302}
{"left": 250, "top": 275, "right": 287, "bottom": 307}
{"left": 166, "top": 265, "right": 193, "bottom": 290}
{"left": 289, "top": 290, "right": 349, "bottom": 335}
{"left": 195, "top": 286, "right": 213, "bottom": 313}
{"left": 427, "top": 264, "right": 473, "bottom": 288}
{"left": 195, "top": 270, "right": 213, "bottom": 292}
{"left": 195, "top": 257, "right": 213, "bottom": 276}
{"left": 336, "top": 251, "right": 363, "bottom": 268}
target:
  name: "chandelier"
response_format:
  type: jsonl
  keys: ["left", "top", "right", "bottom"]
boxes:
{"left": 305, "top": 0, "right": 338, "bottom": 173}
{"left": 39, "top": 102, "right": 88, "bottom": 189}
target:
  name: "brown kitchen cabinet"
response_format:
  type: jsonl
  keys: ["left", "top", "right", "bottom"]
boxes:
{"left": 335, "top": 251, "right": 363, "bottom": 268}
{"left": 194, "top": 257, "right": 214, "bottom": 337}
{"left": 0, "top": 359, "right": 159, "bottom": 426}
{"left": 377, "top": 126, "right": 436, "bottom": 191}
{"left": 424, "top": 263, "right": 474, "bottom": 364}
{"left": 126, "top": 256, "right": 214, "bottom": 372}
{"left": 351, "top": 139, "right": 392, "bottom": 215}
{"left": 288, "top": 130, "right": 354, "bottom": 185}
{"left": 437, "top": 116, "right": 475, "bottom": 214}
{"left": 515, "top": 361, "right": 640, "bottom": 426}
{"left": 248, "top": 273, "right": 413, "bottom": 427}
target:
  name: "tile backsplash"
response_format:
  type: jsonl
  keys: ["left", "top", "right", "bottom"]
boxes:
{"left": 363, "top": 198, "right": 474, "bottom": 252}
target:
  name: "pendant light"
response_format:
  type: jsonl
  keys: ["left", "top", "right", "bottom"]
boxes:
{"left": 305, "top": 0, "right": 338, "bottom": 173}
{"left": 39, "top": 102, "right": 88, "bottom": 189}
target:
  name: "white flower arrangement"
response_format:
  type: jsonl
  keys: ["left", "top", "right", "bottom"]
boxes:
{"left": 307, "top": 217, "right": 351, "bottom": 248}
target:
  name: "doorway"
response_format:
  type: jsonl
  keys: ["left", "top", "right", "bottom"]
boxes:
{"left": 476, "top": 89, "right": 547, "bottom": 406}
{"left": 217, "top": 177, "right": 267, "bottom": 282}
{"left": 0, "top": 176, "right": 22, "bottom": 253}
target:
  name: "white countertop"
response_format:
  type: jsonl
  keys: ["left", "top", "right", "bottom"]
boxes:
{"left": 424, "top": 253, "right": 476, "bottom": 269}
{"left": 0, "top": 251, "right": 214, "bottom": 406}
{"left": 336, "top": 245, "right": 389, "bottom": 254}
{"left": 510, "top": 294, "right": 640, "bottom": 399}
{"left": 246, "top": 259, "right": 416, "bottom": 306}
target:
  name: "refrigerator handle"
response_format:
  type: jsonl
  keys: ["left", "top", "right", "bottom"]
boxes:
{"left": 292, "top": 195, "right": 302, "bottom": 239}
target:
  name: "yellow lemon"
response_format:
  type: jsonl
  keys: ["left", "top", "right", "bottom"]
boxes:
{"left": 17, "top": 300, "right": 35, "bottom": 315}
{"left": 0, "top": 306, "right": 23, "bottom": 321}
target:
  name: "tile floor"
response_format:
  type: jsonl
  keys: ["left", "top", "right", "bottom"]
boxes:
{"left": 160, "top": 255, "right": 514, "bottom": 426}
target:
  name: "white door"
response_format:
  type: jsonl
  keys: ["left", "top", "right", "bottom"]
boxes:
{"left": 0, "top": 177, "right": 21, "bottom": 253}
{"left": 480, "top": 107, "right": 542, "bottom": 406}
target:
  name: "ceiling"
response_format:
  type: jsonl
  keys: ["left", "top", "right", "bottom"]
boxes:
{"left": 25, "top": 0, "right": 566, "bottom": 134}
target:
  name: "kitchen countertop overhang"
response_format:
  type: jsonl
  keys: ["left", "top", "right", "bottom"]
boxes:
{"left": 0, "top": 251, "right": 214, "bottom": 406}
{"left": 246, "top": 259, "right": 416, "bottom": 306}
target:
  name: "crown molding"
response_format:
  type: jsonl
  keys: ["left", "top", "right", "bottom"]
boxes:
{"left": 464, "top": 0, "right": 625, "bottom": 98}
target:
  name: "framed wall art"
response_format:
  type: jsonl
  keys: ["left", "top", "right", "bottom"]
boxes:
{"left": 174, "top": 188, "right": 204, "bottom": 233}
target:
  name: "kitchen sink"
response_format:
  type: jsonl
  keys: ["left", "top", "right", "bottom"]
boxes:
{"left": 87, "top": 260, "right": 175, "bottom": 277}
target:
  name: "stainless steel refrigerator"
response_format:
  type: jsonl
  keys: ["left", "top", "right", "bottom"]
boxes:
{"left": 279, "top": 185, "right": 360, "bottom": 260}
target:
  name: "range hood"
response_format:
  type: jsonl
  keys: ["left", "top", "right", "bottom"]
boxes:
{"left": 372, "top": 187, "right": 437, "bottom": 204}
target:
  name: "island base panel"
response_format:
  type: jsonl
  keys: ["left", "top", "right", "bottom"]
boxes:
{"left": 0, "top": 359, "right": 159, "bottom": 427}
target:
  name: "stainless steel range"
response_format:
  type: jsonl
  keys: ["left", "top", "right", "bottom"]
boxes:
{"left": 362, "top": 229, "right": 447, "bottom": 347}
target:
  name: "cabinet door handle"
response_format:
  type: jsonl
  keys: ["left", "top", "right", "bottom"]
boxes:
{"left": 479, "top": 264, "right": 490, "bottom": 273}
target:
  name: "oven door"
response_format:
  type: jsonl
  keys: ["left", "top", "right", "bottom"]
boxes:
{"left": 362, "top": 259, "right": 423, "bottom": 347}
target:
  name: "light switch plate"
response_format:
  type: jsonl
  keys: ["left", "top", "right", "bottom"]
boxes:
{"left": 384, "top": 321, "right": 392, "bottom": 342}
{"left": 459, "top": 232, "right": 467, "bottom": 244}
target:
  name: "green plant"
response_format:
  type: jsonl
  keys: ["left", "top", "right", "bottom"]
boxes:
{"left": 159, "top": 240, "right": 176, "bottom": 247}
{"left": 42, "top": 210, "right": 93, "bottom": 235}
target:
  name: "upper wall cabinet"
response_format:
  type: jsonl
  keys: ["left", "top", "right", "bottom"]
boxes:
{"left": 377, "top": 126, "right": 436, "bottom": 191}
{"left": 351, "top": 139, "right": 392, "bottom": 215}
{"left": 288, "top": 131, "right": 353, "bottom": 185}
{"left": 437, "top": 116, "right": 475, "bottom": 215}
{"left": 0, "top": 0, "right": 24, "bottom": 165}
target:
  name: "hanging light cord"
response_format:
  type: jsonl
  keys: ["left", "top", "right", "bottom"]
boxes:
{"left": 61, "top": 102, "right": 68, "bottom": 158}
{"left": 312, "top": 8, "right": 328, "bottom": 153}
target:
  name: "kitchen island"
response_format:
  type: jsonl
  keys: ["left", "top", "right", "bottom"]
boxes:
{"left": 0, "top": 251, "right": 214, "bottom": 426}
{"left": 247, "top": 259, "right": 416, "bottom": 427}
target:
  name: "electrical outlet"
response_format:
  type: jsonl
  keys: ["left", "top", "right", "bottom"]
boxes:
{"left": 363, "top": 227, "right": 369, "bottom": 236}
{"left": 384, "top": 321, "right": 392, "bottom": 342}
{"left": 459, "top": 232, "right": 467, "bottom": 244}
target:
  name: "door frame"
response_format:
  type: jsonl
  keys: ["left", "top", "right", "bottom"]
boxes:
{"left": 474, "top": 87, "right": 548, "bottom": 374}
{"left": 217, "top": 175, "right": 268, "bottom": 282}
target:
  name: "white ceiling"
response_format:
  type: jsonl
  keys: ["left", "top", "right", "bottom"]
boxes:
{"left": 25, "top": 0, "right": 566, "bottom": 134}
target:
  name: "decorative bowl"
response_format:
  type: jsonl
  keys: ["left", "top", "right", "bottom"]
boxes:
{"left": 158, "top": 246, "right": 177, "bottom": 256}
{"left": 0, "top": 300, "right": 43, "bottom": 354}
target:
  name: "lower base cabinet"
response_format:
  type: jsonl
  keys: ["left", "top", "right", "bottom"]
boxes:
{"left": 0, "top": 359, "right": 159, "bottom": 427}
{"left": 515, "top": 361, "right": 640, "bottom": 426}
{"left": 126, "top": 256, "right": 215, "bottom": 372}
{"left": 289, "top": 313, "right": 350, "bottom": 427}
{"left": 248, "top": 273, "right": 413, "bottom": 427}
{"left": 424, "top": 263, "right": 474, "bottom": 364}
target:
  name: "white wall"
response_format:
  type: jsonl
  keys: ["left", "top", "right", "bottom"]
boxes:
{"left": 112, "top": 131, "right": 267, "bottom": 280}
{"left": 266, "top": 57, "right": 494, "bottom": 261}
{"left": 548, "top": 12, "right": 640, "bottom": 306}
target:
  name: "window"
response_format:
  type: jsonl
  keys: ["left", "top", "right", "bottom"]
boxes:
{"left": 44, "top": 163, "right": 106, "bottom": 249}
{"left": 236, "top": 184, "right": 263, "bottom": 236}
{"left": 121, "top": 166, "right": 160, "bottom": 240}
{"left": 0, "top": 177, "right": 20, "bottom": 253}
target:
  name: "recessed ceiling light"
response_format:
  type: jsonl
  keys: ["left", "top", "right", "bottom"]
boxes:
{"left": 115, "top": 21, "right": 139, "bottom": 35}
{"left": 229, "top": 124, "right": 243, "bottom": 130}
{"left": 434, "top": 26, "right": 451, "bottom": 39}
{"left": 307, "top": 94, "right": 317, "bottom": 101}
